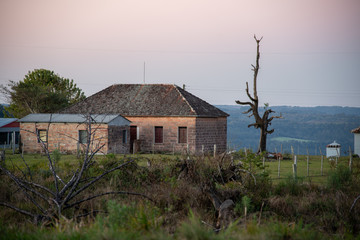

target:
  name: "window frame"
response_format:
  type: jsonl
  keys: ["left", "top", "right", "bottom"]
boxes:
{"left": 178, "top": 126, "right": 188, "bottom": 144}
{"left": 78, "top": 130, "right": 88, "bottom": 144}
{"left": 122, "top": 129, "right": 127, "bottom": 144}
{"left": 154, "top": 126, "right": 163, "bottom": 144}
{"left": 37, "top": 129, "right": 47, "bottom": 143}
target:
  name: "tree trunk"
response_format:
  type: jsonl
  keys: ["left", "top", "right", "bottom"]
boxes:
{"left": 258, "top": 127, "right": 267, "bottom": 154}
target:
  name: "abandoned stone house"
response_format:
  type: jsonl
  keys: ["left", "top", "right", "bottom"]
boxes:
{"left": 62, "top": 84, "right": 229, "bottom": 154}
{"left": 19, "top": 114, "right": 130, "bottom": 154}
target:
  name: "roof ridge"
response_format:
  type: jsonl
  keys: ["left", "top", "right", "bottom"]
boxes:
{"left": 173, "top": 84, "right": 196, "bottom": 114}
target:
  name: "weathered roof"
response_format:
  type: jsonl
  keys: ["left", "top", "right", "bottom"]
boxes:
{"left": 352, "top": 127, "right": 360, "bottom": 133}
{"left": 19, "top": 114, "right": 130, "bottom": 126}
{"left": 0, "top": 118, "right": 18, "bottom": 128}
{"left": 61, "top": 84, "right": 229, "bottom": 117}
{"left": 326, "top": 141, "right": 341, "bottom": 148}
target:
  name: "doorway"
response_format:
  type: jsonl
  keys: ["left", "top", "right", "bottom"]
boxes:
{"left": 130, "top": 126, "right": 137, "bottom": 153}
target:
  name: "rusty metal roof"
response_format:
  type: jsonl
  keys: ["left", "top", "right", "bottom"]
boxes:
{"left": 61, "top": 84, "right": 229, "bottom": 117}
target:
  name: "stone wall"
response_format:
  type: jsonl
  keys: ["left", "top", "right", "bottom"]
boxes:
{"left": 195, "top": 117, "right": 227, "bottom": 153}
{"left": 20, "top": 122, "right": 110, "bottom": 154}
{"left": 126, "top": 116, "right": 197, "bottom": 154}
{"left": 125, "top": 116, "right": 227, "bottom": 154}
{"left": 108, "top": 125, "right": 130, "bottom": 154}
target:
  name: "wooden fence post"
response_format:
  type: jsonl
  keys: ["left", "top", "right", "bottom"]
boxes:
{"left": 306, "top": 149, "right": 310, "bottom": 177}
{"left": 0, "top": 150, "right": 5, "bottom": 163}
{"left": 262, "top": 156, "right": 265, "bottom": 173}
{"left": 12, "top": 131, "right": 15, "bottom": 155}
{"left": 319, "top": 147, "right": 324, "bottom": 176}
{"left": 277, "top": 155, "right": 281, "bottom": 178}
{"left": 349, "top": 146, "right": 353, "bottom": 172}
{"left": 293, "top": 155, "right": 297, "bottom": 180}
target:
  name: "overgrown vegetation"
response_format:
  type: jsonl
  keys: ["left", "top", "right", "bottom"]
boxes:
{"left": 1, "top": 150, "right": 360, "bottom": 239}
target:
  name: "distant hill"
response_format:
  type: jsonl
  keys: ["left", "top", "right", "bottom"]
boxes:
{"left": 217, "top": 105, "right": 360, "bottom": 155}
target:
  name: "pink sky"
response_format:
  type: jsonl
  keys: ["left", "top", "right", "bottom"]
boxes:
{"left": 1, "top": 0, "right": 360, "bottom": 106}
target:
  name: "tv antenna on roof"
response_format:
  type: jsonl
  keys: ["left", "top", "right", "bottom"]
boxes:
{"left": 143, "top": 61, "right": 146, "bottom": 84}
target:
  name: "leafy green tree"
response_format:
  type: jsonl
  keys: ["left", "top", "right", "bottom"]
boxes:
{"left": 1, "top": 69, "right": 85, "bottom": 118}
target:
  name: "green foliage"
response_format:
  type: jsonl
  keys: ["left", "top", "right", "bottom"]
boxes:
{"left": 95, "top": 200, "right": 160, "bottom": 234}
{"left": 177, "top": 210, "right": 234, "bottom": 240}
{"left": 241, "top": 151, "right": 266, "bottom": 173}
{"left": 241, "top": 195, "right": 252, "bottom": 212}
{"left": 327, "top": 165, "right": 352, "bottom": 190}
{"left": 234, "top": 195, "right": 254, "bottom": 216}
{"left": 52, "top": 149, "right": 61, "bottom": 163}
{"left": 1, "top": 69, "right": 85, "bottom": 118}
{"left": 274, "top": 175, "right": 305, "bottom": 196}
{"left": 1, "top": 153, "right": 360, "bottom": 238}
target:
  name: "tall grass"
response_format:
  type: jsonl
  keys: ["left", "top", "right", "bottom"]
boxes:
{"left": 1, "top": 152, "right": 360, "bottom": 239}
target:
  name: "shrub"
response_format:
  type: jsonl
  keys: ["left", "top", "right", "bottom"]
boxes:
{"left": 274, "top": 175, "right": 305, "bottom": 196}
{"left": 51, "top": 149, "right": 61, "bottom": 163}
{"left": 327, "top": 165, "right": 352, "bottom": 190}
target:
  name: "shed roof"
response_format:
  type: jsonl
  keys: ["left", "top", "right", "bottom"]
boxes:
{"left": 351, "top": 127, "right": 360, "bottom": 133}
{"left": 61, "top": 84, "right": 229, "bottom": 117}
{"left": 326, "top": 141, "right": 341, "bottom": 148}
{"left": 19, "top": 114, "right": 130, "bottom": 126}
{"left": 0, "top": 118, "right": 18, "bottom": 128}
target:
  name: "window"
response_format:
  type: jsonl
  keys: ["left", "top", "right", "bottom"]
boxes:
{"left": 122, "top": 130, "right": 127, "bottom": 144}
{"left": 178, "top": 127, "right": 187, "bottom": 143}
{"left": 79, "top": 130, "right": 88, "bottom": 144}
{"left": 37, "top": 129, "right": 47, "bottom": 143}
{"left": 154, "top": 126, "right": 163, "bottom": 143}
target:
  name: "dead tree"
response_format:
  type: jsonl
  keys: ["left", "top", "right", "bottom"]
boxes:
{"left": 0, "top": 114, "right": 152, "bottom": 224}
{"left": 236, "top": 35, "right": 282, "bottom": 154}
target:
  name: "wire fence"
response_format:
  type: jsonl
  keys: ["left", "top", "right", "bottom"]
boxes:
{"left": 266, "top": 153, "right": 356, "bottom": 184}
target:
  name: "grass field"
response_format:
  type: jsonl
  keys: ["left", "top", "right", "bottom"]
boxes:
{"left": 1, "top": 149, "right": 360, "bottom": 239}
{"left": 266, "top": 155, "right": 353, "bottom": 184}
{"left": 2, "top": 149, "right": 355, "bottom": 185}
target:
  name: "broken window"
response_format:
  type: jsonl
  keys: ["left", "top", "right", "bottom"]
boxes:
{"left": 37, "top": 129, "right": 47, "bottom": 143}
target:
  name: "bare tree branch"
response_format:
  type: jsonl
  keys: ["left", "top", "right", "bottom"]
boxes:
{"left": 350, "top": 194, "right": 360, "bottom": 212}
{"left": 235, "top": 35, "right": 282, "bottom": 153}
{"left": 66, "top": 159, "right": 135, "bottom": 204}
{"left": 1, "top": 113, "right": 149, "bottom": 224}
{"left": 0, "top": 202, "right": 36, "bottom": 219}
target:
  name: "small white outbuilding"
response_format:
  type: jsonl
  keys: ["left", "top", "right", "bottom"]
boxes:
{"left": 326, "top": 141, "right": 341, "bottom": 158}
{"left": 351, "top": 127, "right": 360, "bottom": 156}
